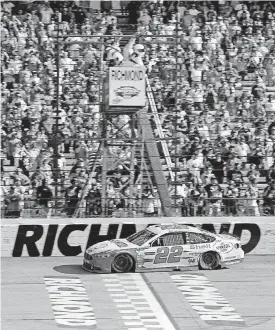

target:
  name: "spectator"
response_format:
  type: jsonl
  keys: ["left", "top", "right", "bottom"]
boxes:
{"left": 223, "top": 187, "right": 239, "bottom": 216}
{"left": 37, "top": 178, "right": 53, "bottom": 212}
{"left": 244, "top": 185, "right": 260, "bottom": 216}
{"left": 39, "top": 2, "right": 54, "bottom": 24}
{"left": 143, "top": 187, "right": 158, "bottom": 216}
{"left": 182, "top": 10, "right": 193, "bottom": 30}
{"left": 235, "top": 137, "right": 251, "bottom": 164}
{"left": 205, "top": 178, "right": 223, "bottom": 216}
{"left": 86, "top": 183, "right": 101, "bottom": 216}
{"left": 247, "top": 164, "right": 260, "bottom": 184}
{"left": 263, "top": 181, "right": 275, "bottom": 215}
{"left": 201, "top": 166, "right": 216, "bottom": 185}
{"left": 65, "top": 179, "right": 82, "bottom": 216}
{"left": 227, "top": 163, "right": 244, "bottom": 187}
{"left": 11, "top": 168, "right": 30, "bottom": 186}
{"left": 189, "top": 183, "right": 206, "bottom": 216}
{"left": 211, "top": 154, "right": 225, "bottom": 184}
{"left": 4, "top": 186, "right": 23, "bottom": 218}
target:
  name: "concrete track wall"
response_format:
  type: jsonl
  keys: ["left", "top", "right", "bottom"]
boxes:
{"left": 2, "top": 217, "right": 275, "bottom": 257}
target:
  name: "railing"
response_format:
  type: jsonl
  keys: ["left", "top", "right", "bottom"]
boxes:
{"left": 2, "top": 197, "right": 274, "bottom": 218}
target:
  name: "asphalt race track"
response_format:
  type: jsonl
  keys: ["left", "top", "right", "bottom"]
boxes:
{"left": 2, "top": 255, "right": 275, "bottom": 330}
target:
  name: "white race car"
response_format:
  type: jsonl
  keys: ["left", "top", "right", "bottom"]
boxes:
{"left": 83, "top": 224, "right": 244, "bottom": 273}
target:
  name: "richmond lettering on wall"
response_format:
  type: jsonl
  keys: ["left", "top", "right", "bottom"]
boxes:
{"left": 12, "top": 223, "right": 261, "bottom": 257}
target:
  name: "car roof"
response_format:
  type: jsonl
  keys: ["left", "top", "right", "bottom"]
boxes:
{"left": 147, "top": 224, "right": 202, "bottom": 235}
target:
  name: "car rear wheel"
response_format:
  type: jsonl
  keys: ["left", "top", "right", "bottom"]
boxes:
{"left": 199, "top": 251, "right": 220, "bottom": 270}
{"left": 112, "top": 253, "right": 134, "bottom": 273}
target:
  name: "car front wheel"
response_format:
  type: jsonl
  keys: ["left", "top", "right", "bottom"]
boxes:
{"left": 112, "top": 253, "right": 134, "bottom": 273}
{"left": 199, "top": 251, "right": 220, "bottom": 270}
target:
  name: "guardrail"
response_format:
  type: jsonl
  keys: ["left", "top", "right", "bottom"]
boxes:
{"left": 2, "top": 197, "right": 274, "bottom": 218}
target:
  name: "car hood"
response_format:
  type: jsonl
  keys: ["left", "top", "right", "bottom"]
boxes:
{"left": 87, "top": 239, "right": 139, "bottom": 254}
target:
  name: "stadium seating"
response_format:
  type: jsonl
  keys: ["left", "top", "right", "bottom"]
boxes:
{"left": 1, "top": 1, "right": 275, "bottom": 217}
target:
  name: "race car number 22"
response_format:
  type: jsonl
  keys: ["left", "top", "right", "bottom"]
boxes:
{"left": 153, "top": 246, "right": 183, "bottom": 264}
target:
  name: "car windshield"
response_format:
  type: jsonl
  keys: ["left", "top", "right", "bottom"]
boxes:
{"left": 126, "top": 229, "right": 156, "bottom": 246}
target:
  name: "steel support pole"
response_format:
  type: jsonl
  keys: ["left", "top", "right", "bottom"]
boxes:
{"left": 53, "top": 16, "right": 61, "bottom": 212}
{"left": 101, "top": 128, "right": 108, "bottom": 217}
{"left": 173, "top": 4, "right": 180, "bottom": 215}
{"left": 128, "top": 114, "right": 136, "bottom": 216}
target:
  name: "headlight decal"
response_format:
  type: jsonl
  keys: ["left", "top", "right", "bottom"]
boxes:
{"left": 93, "top": 251, "right": 112, "bottom": 258}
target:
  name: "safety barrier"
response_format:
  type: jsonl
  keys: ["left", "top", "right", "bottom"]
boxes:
{"left": 2, "top": 217, "right": 275, "bottom": 257}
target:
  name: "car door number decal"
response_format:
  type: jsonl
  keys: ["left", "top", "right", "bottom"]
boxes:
{"left": 153, "top": 247, "right": 169, "bottom": 264}
{"left": 153, "top": 246, "right": 183, "bottom": 264}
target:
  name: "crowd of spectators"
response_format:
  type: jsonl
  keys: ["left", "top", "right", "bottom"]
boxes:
{"left": 1, "top": 0, "right": 105, "bottom": 217}
{"left": 1, "top": 1, "right": 275, "bottom": 217}
{"left": 140, "top": 0, "right": 275, "bottom": 216}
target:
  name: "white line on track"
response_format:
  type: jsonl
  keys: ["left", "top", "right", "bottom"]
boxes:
{"left": 102, "top": 274, "right": 176, "bottom": 330}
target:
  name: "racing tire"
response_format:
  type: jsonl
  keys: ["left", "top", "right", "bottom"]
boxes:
{"left": 112, "top": 253, "right": 134, "bottom": 273}
{"left": 199, "top": 251, "right": 220, "bottom": 270}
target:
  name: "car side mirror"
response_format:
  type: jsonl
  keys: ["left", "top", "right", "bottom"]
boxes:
{"left": 142, "top": 243, "right": 150, "bottom": 249}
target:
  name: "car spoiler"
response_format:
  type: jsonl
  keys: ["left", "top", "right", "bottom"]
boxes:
{"left": 220, "top": 232, "right": 241, "bottom": 241}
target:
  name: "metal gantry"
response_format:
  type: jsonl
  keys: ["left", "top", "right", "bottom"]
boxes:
{"left": 55, "top": 22, "right": 182, "bottom": 217}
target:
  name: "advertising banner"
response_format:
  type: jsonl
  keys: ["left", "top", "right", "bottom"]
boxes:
{"left": 2, "top": 220, "right": 275, "bottom": 257}
{"left": 109, "top": 66, "right": 146, "bottom": 107}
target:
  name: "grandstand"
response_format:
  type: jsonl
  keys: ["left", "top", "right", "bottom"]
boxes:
{"left": 1, "top": 1, "right": 275, "bottom": 218}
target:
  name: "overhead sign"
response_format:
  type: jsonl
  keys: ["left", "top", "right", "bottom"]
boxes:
{"left": 109, "top": 67, "right": 146, "bottom": 107}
